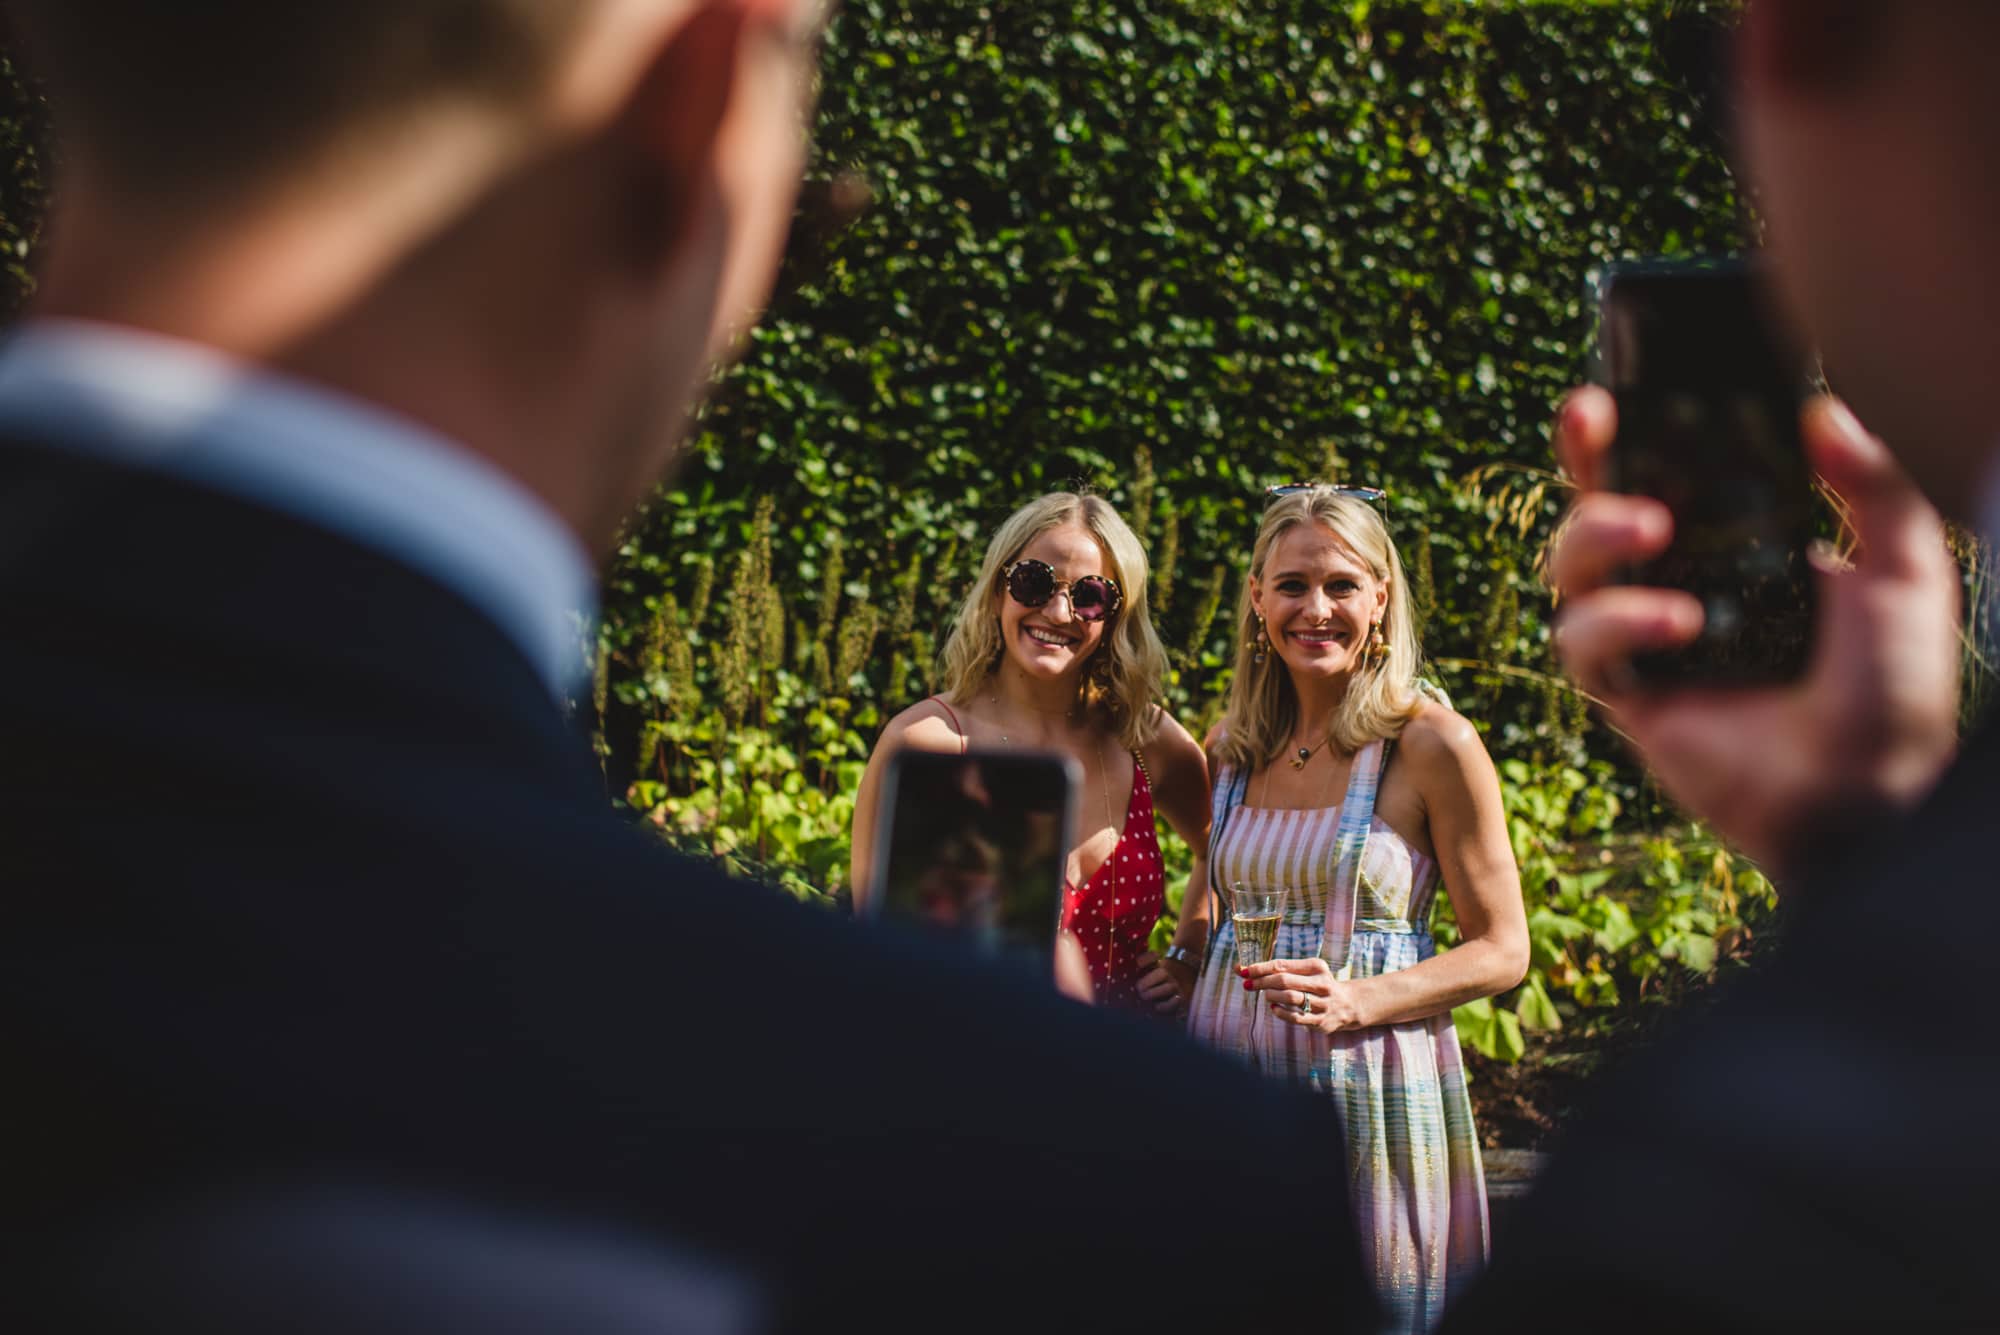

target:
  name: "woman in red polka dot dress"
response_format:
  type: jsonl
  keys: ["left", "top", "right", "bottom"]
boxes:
{"left": 852, "top": 493, "right": 1211, "bottom": 1016}
{"left": 1059, "top": 748, "right": 1169, "bottom": 1009}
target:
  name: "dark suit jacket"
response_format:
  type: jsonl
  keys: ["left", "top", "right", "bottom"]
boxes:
{"left": 0, "top": 435, "right": 1374, "bottom": 1331}
{"left": 1444, "top": 721, "right": 2000, "bottom": 1331}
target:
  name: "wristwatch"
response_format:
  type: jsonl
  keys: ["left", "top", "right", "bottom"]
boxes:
{"left": 1161, "top": 945, "right": 1197, "bottom": 970}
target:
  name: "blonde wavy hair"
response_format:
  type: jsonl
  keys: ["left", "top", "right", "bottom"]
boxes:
{"left": 1217, "top": 488, "right": 1424, "bottom": 772}
{"left": 937, "top": 493, "right": 1167, "bottom": 751}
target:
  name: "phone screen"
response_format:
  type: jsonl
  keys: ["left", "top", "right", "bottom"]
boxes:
{"left": 868, "top": 749, "right": 1076, "bottom": 963}
{"left": 1594, "top": 258, "right": 1819, "bottom": 685}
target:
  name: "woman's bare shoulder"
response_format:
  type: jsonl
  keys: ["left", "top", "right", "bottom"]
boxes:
{"left": 878, "top": 697, "right": 970, "bottom": 755}
{"left": 1139, "top": 706, "right": 1208, "bottom": 786}
{"left": 1396, "top": 700, "right": 1492, "bottom": 779}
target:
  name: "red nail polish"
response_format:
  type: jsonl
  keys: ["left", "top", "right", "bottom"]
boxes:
{"left": 1242, "top": 979, "right": 1254, "bottom": 991}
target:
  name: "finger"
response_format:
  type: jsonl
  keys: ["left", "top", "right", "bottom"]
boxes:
{"left": 1135, "top": 950, "right": 1160, "bottom": 969}
{"left": 1244, "top": 971, "right": 1318, "bottom": 995}
{"left": 1546, "top": 493, "right": 1676, "bottom": 597}
{"left": 1266, "top": 990, "right": 1314, "bottom": 1016}
{"left": 1804, "top": 397, "right": 1951, "bottom": 579}
{"left": 1135, "top": 974, "right": 1175, "bottom": 1001}
{"left": 1553, "top": 588, "right": 1705, "bottom": 698}
{"left": 1237, "top": 958, "right": 1319, "bottom": 980}
{"left": 1553, "top": 385, "right": 1618, "bottom": 490}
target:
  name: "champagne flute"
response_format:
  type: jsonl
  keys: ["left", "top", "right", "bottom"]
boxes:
{"left": 1230, "top": 882, "right": 1288, "bottom": 1062}
{"left": 1230, "top": 882, "right": 1287, "bottom": 970}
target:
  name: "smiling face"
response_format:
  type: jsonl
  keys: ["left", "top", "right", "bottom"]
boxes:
{"left": 994, "top": 523, "right": 1113, "bottom": 683}
{"left": 1250, "top": 521, "right": 1389, "bottom": 685}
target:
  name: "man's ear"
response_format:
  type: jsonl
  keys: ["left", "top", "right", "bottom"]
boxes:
{"left": 611, "top": 1, "right": 757, "bottom": 273}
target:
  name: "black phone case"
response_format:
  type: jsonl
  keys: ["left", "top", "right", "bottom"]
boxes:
{"left": 1594, "top": 258, "right": 1819, "bottom": 686}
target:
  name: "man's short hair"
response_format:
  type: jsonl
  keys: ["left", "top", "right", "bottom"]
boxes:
{"left": 10, "top": 1, "right": 596, "bottom": 195}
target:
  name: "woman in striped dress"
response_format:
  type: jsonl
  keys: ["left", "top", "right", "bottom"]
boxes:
{"left": 1184, "top": 486, "right": 1528, "bottom": 1333}
{"left": 850, "top": 493, "right": 1211, "bottom": 1015}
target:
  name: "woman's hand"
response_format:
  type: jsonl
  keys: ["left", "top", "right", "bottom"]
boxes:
{"left": 1134, "top": 949, "right": 1194, "bottom": 1016}
{"left": 1240, "top": 958, "right": 1367, "bottom": 1033}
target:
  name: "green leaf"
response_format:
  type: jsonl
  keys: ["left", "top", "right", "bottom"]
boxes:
{"left": 1515, "top": 973, "right": 1563, "bottom": 1032}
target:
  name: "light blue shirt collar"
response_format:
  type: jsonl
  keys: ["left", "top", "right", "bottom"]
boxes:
{"left": 0, "top": 319, "right": 598, "bottom": 702}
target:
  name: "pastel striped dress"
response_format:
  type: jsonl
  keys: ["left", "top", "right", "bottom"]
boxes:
{"left": 1185, "top": 741, "right": 1488, "bottom": 1333}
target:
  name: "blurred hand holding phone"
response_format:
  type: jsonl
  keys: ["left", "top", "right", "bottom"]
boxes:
{"left": 1592, "top": 257, "right": 1819, "bottom": 685}
{"left": 865, "top": 749, "right": 1088, "bottom": 997}
{"left": 1551, "top": 256, "right": 1961, "bottom": 880}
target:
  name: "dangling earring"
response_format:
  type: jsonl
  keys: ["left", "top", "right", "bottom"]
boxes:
{"left": 1251, "top": 616, "right": 1270, "bottom": 667}
{"left": 1367, "top": 620, "right": 1388, "bottom": 664}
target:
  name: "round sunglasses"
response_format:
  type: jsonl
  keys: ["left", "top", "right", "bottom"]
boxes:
{"left": 1001, "top": 559, "right": 1123, "bottom": 622}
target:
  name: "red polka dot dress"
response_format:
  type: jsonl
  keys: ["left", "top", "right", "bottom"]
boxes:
{"left": 1061, "top": 754, "right": 1166, "bottom": 1012}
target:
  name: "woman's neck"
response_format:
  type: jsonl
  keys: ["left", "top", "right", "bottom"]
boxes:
{"left": 988, "top": 663, "right": 1086, "bottom": 740}
{"left": 1288, "top": 673, "right": 1351, "bottom": 745}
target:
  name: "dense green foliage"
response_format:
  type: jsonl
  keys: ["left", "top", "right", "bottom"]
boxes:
{"left": 618, "top": 1, "right": 1748, "bottom": 754}
{"left": 0, "top": 56, "right": 51, "bottom": 318}
{"left": 602, "top": 0, "right": 1776, "bottom": 1055}
{"left": 0, "top": 3, "right": 1782, "bottom": 1061}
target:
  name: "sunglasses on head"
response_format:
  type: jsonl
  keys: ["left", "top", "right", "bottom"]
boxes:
{"left": 1263, "top": 482, "right": 1388, "bottom": 507}
{"left": 1002, "top": 559, "right": 1123, "bottom": 622}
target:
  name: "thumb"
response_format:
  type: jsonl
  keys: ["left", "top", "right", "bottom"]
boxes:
{"left": 1806, "top": 396, "right": 1948, "bottom": 578}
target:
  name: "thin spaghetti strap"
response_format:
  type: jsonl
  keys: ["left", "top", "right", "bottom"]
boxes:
{"left": 1202, "top": 760, "right": 1250, "bottom": 972}
{"left": 927, "top": 695, "right": 969, "bottom": 755}
{"left": 1316, "top": 739, "right": 1395, "bottom": 978}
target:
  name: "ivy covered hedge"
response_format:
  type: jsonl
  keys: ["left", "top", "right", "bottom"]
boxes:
{"left": 0, "top": 2, "right": 1779, "bottom": 1066}
{"left": 599, "top": 0, "right": 1775, "bottom": 1059}
{"left": 621, "top": 0, "right": 1748, "bottom": 753}
{"left": 0, "top": 54, "right": 50, "bottom": 318}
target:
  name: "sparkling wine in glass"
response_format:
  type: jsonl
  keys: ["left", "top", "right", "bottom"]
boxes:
{"left": 1230, "top": 883, "right": 1287, "bottom": 970}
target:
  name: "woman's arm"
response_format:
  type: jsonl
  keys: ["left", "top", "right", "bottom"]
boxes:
{"left": 847, "top": 702, "right": 966, "bottom": 908}
{"left": 1245, "top": 704, "right": 1529, "bottom": 1031}
{"left": 1134, "top": 713, "right": 1215, "bottom": 1012}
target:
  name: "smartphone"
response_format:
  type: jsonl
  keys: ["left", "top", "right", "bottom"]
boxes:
{"left": 1592, "top": 257, "right": 1819, "bottom": 685}
{"left": 866, "top": 749, "right": 1078, "bottom": 966}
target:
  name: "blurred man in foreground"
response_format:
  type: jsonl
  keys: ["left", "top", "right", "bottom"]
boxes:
{"left": 1446, "top": 2, "right": 1990, "bottom": 1328}
{"left": 0, "top": 2, "right": 1372, "bottom": 1329}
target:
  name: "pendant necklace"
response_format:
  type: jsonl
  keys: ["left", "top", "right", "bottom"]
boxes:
{"left": 1260, "top": 743, "right": 1343, "bottom": 807}
{"left": 1093, "top": 734, "right": 1119, "bottom": 992}
{"left": 987, "top": 691, "right": 1076, "bottom": 745}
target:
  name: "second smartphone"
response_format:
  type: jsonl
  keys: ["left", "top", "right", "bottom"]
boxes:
{"left": 865, "top": 748, "right": 1077, "bottom": 967}
{"left": 1593, "top": 257, "right": 1820, "bottom": 686}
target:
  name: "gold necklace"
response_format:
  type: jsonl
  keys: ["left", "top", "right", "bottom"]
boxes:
{"left": 1257, "top": 745, "right": 1343, "bottom": 811}
{"left": 989, "top": 692, "right": 1116, "bottom": 985}
{"left": 986, "top": 692, "right": 1076, "bottom": 745}
{"left": 1094, "top": 735, "right": 1119, "bottom": 990}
